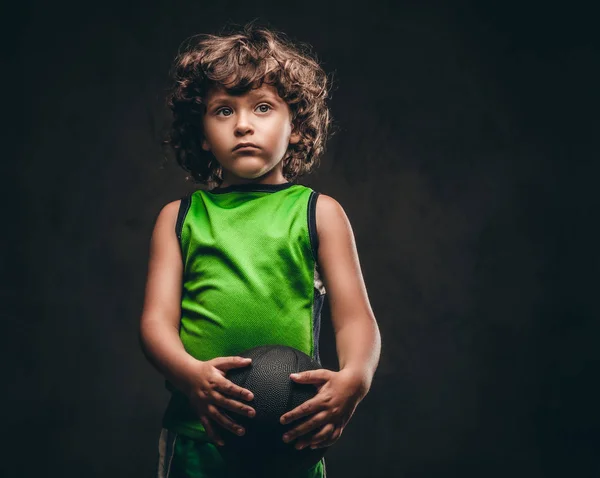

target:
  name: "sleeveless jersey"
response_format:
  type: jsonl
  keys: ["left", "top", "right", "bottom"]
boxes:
{"left": 161, "top": 181, "right": 327, "bottom": 439}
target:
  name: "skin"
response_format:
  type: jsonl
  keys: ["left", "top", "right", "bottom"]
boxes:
{"left": 201, "top": 83, "right": 300, "bottom": 187}
{"left": 139, "top": 82, "right": 381, "bottom": 451}
{"left": 279, "top": 194, "right": 381, "bottom": 450}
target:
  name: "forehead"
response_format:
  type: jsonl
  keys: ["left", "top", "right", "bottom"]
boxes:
{"left": 205, "top": 84, "right": 281, "bottom": 104}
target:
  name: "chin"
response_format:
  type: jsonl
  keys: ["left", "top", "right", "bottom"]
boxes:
{"left": 233, "top": 165, "right": 277, "bottom": 177}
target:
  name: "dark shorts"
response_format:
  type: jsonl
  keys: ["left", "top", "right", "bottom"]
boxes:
{"left": 156, "top": 428, "right": 327, "bottom": 478}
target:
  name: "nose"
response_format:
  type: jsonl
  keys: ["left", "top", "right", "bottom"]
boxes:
{"left": 234, "top": 110, "right": 254, "bottom": 136}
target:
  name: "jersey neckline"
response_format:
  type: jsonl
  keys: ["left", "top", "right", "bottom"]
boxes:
{"left": 208, "top": 181, "right": 295, "bottom": 194}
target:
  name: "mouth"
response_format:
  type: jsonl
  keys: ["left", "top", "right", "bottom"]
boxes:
{"left": 233, "top": 143, "right": 260, "bottom": 151}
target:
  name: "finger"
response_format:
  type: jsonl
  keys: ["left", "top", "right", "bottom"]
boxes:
{"left": 217, "top": 377, "right": 255, "bottom": 402}
{"left": 311, "top": 427, "right": 343, "bottom": 449}
{"left": 309, "top": 423, "right": 336, "bottom": 446}
{"left": 210, "top": 356, "right": 253, "bottom": 372}
{"left": 280, "top": 396, "right": 324, "bottom": 424}
{"left": 212, "top": 390, "right": 256, "bottom": 418}
{"left": 290, "top": 369, "right": 331, "bottom": 384}
{"left": 295, "top": 424, "right": 334, "bottom": 450}
{"left": 282, "top": 411, "right": 328, "bottom": 444}
{"left": 200, "top": 415, "right": 224, "bottom": 446}
{"left": 207, "top": 404, "right": 247, "bottom": 437}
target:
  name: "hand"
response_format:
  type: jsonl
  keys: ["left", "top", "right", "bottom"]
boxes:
{"left": 279, "top": 368, "right": 367, "bottom": 450}
{"left": 185, "top": 356, "right": 256, "bottom": 446}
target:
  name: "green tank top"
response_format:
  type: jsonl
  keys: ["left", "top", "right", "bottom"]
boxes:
{"left": 161, "top": 181, "right": 327, "bottom": 439}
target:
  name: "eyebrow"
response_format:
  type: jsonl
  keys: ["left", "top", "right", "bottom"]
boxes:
{"left": 207, "top": 91, "right": 278, "bottom": 108}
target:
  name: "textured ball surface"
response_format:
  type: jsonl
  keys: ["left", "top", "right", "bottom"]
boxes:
{"left": 218, "top": 345, "right": 329, "bottom": 476}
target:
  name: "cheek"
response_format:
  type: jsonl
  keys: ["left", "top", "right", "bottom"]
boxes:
{"left": 202, "top": 121, "right": 216, "bottom": 139}
{"left": 272, "top": 119, "right": 292, "bottom": 145}
{"left": 203, "top": 123, "right": 226, "bottom": 148}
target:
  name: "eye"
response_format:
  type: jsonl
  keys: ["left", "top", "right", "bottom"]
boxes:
{"left": 256, "top": 104, "right": 272, "bottom": 113}
{"left": 215, "top": 107, "right": 233, "bottom": 117}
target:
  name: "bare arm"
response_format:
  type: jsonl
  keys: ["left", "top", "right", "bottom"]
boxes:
{"left": 276, "top": 194, "right": 381, "bottom": 448}
{"left": 139, "top": 200, "right": 197, "bottom": 396}
{"left": 138, "top": 200, "right": 259, "bottom": 443}
{"left": 316, "top": 194, "right": 381, "bottom": 397}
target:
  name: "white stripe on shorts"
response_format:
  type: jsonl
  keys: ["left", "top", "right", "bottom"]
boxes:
{"left": 157, "top": 428, "right": 177, "bottom": 478}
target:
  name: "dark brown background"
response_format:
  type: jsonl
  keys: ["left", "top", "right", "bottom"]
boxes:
{"left": 4, "top": 1, "right": 599, "bottom": 477}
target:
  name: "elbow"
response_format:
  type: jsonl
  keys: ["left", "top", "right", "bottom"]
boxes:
{"left": 138, "top": 327, "right": 146, "bottom": 351}
{"left": 138, "top": 324, "right": 150, "bottom": 359}
{"left": 138, "top": 316, "right": 156, "bottom": 358}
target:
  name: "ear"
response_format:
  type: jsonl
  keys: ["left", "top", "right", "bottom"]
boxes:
{"left": 289, "top": 130, "right": 301, "bottom": 145}
{"left": 202, "top": 139, "right": 211, "bottom": 151}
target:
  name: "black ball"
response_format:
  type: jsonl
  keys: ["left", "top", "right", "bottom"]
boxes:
{"left": 218, "top": 345, "right": 329, "bottom": 477}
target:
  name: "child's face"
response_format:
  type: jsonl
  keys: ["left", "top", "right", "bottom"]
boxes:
{"left": 201, "top": 83, "right": 300, "bottom": 186}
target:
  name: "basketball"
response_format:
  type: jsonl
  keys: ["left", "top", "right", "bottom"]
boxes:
{"left": 217, "top": 345, "right": 329, "bottom": 476}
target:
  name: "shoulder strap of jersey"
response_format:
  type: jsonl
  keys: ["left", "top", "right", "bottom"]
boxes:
{"left": 307, "top": 190, "right": 320, "bottom": 261}
{"left": 176, "top": 192, "right": 192, "bottom": 244}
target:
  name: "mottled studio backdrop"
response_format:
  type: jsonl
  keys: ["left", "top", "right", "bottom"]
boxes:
{"left": 5, "top": 1, "right": 599, "bottom": 477}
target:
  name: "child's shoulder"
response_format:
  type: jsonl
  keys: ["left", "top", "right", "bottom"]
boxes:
{"left": 315, "top": 193, "right": 352, "bottom": 240}
{"left": 315, "top": 193, "right": 345, "bottom": 220}
{"left": 160, "top": 198, "right": 183, "bottom": 216}
{"left": 153, "top": 198, "right": 183, "bottom": 233}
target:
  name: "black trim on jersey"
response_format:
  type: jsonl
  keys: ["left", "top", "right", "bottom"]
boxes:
{"left": 176, "top": 194, "right": 192, "bottom": 245}
{"left": 307, "top": 191, "right": 320, "bottom": 262}
{"left": 209, "top": 181, "right": 294, "bottom": 194}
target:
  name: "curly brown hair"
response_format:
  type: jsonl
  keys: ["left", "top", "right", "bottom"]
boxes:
{"left": 163, "top": 21, "right": 335, "bottom": 189}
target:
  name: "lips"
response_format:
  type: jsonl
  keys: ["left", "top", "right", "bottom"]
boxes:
{"left": 233, "top": 143, "right": 260, "bottom": 151}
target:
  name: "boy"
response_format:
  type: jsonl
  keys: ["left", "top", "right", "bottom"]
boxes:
{"left": 139, "top": 22, "right": 381, "bottom": 477}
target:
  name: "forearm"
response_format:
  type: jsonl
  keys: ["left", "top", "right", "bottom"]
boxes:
{"left": 335, "top": 316, "right": 381, "bottom": 396}
{"left": 139, "top": 317, "right": 198, "bottom": 396}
